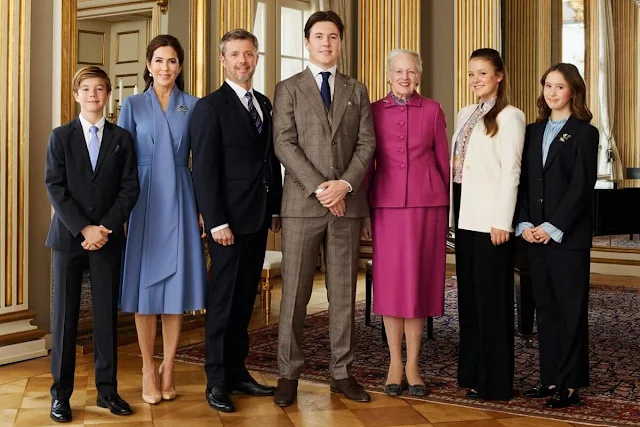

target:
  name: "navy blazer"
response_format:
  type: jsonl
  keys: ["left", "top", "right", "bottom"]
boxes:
{"left": 517, "top": 115, "right": 599, "bottom": 250}
{"left": 190, "top": 82, "right": 282, "bottom": 235}
{"left": 45, "top": 119, "right": 140, "bottom": 251}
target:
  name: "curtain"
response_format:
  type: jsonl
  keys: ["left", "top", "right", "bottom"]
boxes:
{"left": 310, "top": 0, "right": 353, "bottom": 76}
{"left": 596, "top": 0, "right": 624, "bottom": 183}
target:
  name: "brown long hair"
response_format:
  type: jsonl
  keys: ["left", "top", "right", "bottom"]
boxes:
{"left": 536, "top": 63, "right": 593, "bottom": 123}
{"left": 469, "top": 48, "right": 510, "bottom": 137}
{"left": 143, "top": 35, "right": 185, "bottom": 92}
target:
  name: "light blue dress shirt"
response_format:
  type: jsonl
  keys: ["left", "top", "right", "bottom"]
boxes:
{"left": 516, "top": 118, "right": 568, "bottom": 243}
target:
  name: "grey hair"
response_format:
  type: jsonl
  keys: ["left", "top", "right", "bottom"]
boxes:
{"left": 219, "top": 29, "right": 259, "bottom": 55}
{"left": 386, "top": 49, "right": 423, "bottom": 73}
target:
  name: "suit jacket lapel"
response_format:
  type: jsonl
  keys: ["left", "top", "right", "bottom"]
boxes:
{"left": 330, "top": 73, "right": 355, "bottom": 139}
{"left": 531, "top": 122, "right": 545, "bottom": 175}
{"left": 93, "top": 121, "right": 115, "bottom": 178}
{"left": 544, "top": 115, "right": 580, "bottom": 171}
{"left": 255, "top": 92, "right": 272, "bottom": 153}
{"left": 295, "top": 68, "right": 331, "bottom": 135}
{"left": 73, "top": 119, "right": 94, "bottom": 178}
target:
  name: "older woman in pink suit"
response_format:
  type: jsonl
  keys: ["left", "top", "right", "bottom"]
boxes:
{"left": 362, "top": 49, "right": 450, "bottom": 397}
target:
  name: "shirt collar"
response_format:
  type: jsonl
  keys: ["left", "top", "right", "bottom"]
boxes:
{"left": 226, "top": 78, "right": 255, "bottom": 100}
{"left": 478, "top": 97, "right": 497, "bottom": 112}
{"left": 307, "top": 62, "right": 337, "bottom": 79}
{"left": 78, "top": 113, "right": 106, "bottom": 133}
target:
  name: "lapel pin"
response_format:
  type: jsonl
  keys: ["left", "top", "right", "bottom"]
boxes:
{"left": 559, "top": 133, "right": 571, "bottom": 143}
{"left": 347, "top": 101, "right": 352, "bottom": 105}
{"left": 177, "top": 105, "right": 188, "bottom": 114}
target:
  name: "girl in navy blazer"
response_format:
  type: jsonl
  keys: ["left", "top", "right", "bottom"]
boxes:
{"left": 516, "top": 63, "right": 599, "bottom": 409}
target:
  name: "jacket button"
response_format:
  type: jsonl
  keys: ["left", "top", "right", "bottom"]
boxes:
{"left": 400, "top": 163, "right": 405, "bottom": 168}
{"left": 398, "top": 121, "right": 405, "bottom": 126}
{"left": 88, "top": 207, "right": 95, "bottom": 212}
{"left": 398, "top": 148, "right": 405, "bottom": 154}
{"left": 539, "top": 178, "right": 543, "bottom": 182}
{"left": 538, "top": 198, "right": 544, "bottom": 203}
{"left": 399, "top": 107, "right": 405, "bottom": 112}
{"left": 332, "top": 141, "right": 337, "bottom": 145}
{"left": 262, "top": 179, "right": 266, "bottom": 184}
{"left": 397, "top": 134, "right": 405, "bottom": 140}
{"left": 92, "top": 183, "right": 97, "bottom": 188}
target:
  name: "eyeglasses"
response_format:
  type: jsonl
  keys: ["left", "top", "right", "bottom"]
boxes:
{"left": 390, "top": 69, "right": 418, "bottom": 78}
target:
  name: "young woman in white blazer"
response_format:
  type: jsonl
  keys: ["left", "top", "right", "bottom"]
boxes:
{"left": 451, "top": 48, "right": 526, "bottom": 401}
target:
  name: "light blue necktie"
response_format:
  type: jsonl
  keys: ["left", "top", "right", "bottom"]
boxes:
{"left": 88, "top": 125, "right": 100, "bottom": 171}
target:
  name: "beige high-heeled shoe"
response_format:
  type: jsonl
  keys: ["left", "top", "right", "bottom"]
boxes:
{"left": 159, "top": 362, "right": 177, "bottom": 400}
{"left": 142, "top": 369, "right": 162, "bottom": 404}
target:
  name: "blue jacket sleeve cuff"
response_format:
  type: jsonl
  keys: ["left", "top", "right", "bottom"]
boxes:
{"left": 541, "top": 222, "right": 564, "bottom": 243}
{"left": 515, "top": 222, "right": 534, "bottom": 237}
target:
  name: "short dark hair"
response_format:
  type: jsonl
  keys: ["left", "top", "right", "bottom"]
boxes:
{"left": 220, "top": 29, "right": 259, "bottom": 55}
{"left": 304, "top": 11, "right": 345, "bottom": 40}
{"left": 143, "top": 34, "right": 185, "bottom": 92}
{"left": 73, "top": 66, "right": 111, "bottom": 94}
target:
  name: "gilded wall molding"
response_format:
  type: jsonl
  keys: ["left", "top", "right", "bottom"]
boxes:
{"left": 0, "top": 0, "right": 30, "bottom": 313}
{"left": 358, "top": 0, "right": 421, "bottom": 102}
{"left": 189, "top": 0, "right": 208, "bottom": 97}
{"left": 61, "top": 0, "right": 77, "bottom": 125}
{"left": 504, "top": 0, "right": 552, "bottom": 122}
{"left": 454, "top": 0, "right": 501, "bottom": 112}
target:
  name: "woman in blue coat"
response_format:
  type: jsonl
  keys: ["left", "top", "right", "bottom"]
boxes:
{"left": 118, "top": 35, "right": 206, "bottom": 405}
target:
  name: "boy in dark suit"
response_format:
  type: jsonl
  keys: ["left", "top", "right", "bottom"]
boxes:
{"left": 45, "top": 66, "right": 139, "bottom": 423}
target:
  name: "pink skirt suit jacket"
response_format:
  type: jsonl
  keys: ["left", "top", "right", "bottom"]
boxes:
{"left": 367, "top": 93, "right": 450, "bottom": 318}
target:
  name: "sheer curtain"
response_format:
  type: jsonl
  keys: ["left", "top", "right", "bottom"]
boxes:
{"left": 310, "top": 0, "right": 353, "bottom": 76}
{"left": 595, "top": 0, "right": 624, "bottom": 185}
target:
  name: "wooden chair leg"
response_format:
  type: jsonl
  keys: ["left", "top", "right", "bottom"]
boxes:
{"left": 265, "top": 280, "right": 272, "bottom": 323}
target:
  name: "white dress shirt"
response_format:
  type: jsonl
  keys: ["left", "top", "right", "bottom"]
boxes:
{"left": 211, "top": 80, "right": 276, "bottom": 237}
{"left": 78, "top": 114, "right": 106, "bottom": 149}
{"left": 307, "top": 63, "right": 337, "bottom": 101}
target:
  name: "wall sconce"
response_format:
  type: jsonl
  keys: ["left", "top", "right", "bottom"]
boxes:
{"left": 156, "top": 0, "right": 169, "bottom": 14}
{"left": 635, "top": 0, "right": 640, "bottom": 7}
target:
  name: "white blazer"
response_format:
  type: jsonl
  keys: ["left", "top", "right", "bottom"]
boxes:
{"left": 450, "top": 104, "right": 526, "bottom": 233}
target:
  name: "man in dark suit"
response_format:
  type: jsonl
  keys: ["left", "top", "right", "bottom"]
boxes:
{"left": 190, "top": 29, "right": 283, "bottom": 413}
{"left": 45, "top": 66, "right": 139, "bottom": 423}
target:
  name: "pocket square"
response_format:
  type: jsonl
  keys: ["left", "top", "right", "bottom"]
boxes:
{"left": 347, "top": 101, "right": 352, "bottom": 105}
{"left": 111, "top": 145, "right": 120, "bottom": 155}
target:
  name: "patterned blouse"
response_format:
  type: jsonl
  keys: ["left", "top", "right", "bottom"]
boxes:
{"left": 452, "top": 97, "right": 497, "bottom": 184}
{"left": 390, "top": 92, "right": 413, "bottom": 105}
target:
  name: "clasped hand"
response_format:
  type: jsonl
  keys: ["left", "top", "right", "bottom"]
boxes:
{"left": 316, "top": 180, "right": 349, "bottom": 217}
{"left": 81, "top": 225, "right": 112, "bottom": 251}
{"left": 522, "top": 226, "right": 551, "bottom": 244}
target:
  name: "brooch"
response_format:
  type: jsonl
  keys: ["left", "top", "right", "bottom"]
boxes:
{"left": 177, "top": 105, "right": 188, "bottom": 114}
{"left": 559, "top": 133, "right": 571, "bottom": 143}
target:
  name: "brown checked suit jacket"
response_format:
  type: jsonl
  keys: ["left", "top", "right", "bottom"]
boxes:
{"left": 273, "top": 68, "right": 376, "bottom": 218}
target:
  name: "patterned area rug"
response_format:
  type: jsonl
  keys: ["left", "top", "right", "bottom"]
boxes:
{"left": 593, "top": 234, "right": 640, "bottom": 249}
{"left": 174, "top": 278, "right": 640, "bottom": 426}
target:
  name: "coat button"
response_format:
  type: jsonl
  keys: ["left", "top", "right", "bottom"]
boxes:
{"left": 398, "top": 121, "right": 405, "bottom": 126}
{"left": 88, "top": 206, "right": 95, "bottom": 212}
{"left": 400, "top": 163, "right": 405, "bottom": 168}
{"left": 397, "top": 134, "right": 405, "bottom": 140}
{"left": 539, "top": 178, "right": 543, "bottom": 182}
{"left": 538, "top": 198, "right": 544, "bottom": 203}
{"left": 262, "top": 179, "right": 266, "bottom": 184}
{"left": 92, "top": 183, "right": 97, "bottom": 188}
{"left": 398, "top": 148, "right": 405, "bottom": 154}
{"left": 332, "top": 141, "right": 337, "bottom": 145}
{"left": 399, "top": 107, "right": 405, "bottom": 112}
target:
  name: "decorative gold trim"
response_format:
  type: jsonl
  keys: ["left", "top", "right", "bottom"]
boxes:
{"left": 190, "top": 0, "right": 207, "bottom": 97}
{"left": 61, "top": 0, "right": 77, "bottom": 125}
{"left": 77, "top": 30, "right": 106, "bottom": 66}
{"left": 156, "top": 0, "right": 168, "bottom": 14}
{"left": 218, "top": 0, "right": 255, "bottom": 87}
{"left": 115, "top": 30, "right": 141, "bottom": 65}
{"left": 17, "top": 0, "right": 28, "bottom": 306}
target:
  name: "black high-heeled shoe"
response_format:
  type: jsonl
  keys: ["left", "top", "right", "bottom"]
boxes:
{"left": 383, "top": 383, "right": 403, "bottom": 397}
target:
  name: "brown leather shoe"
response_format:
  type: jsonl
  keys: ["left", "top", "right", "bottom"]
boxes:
{"left": 330, "top": 377, "right": 371, "bottom": 402}
{"left": 274, "top": 378, "right": 298, "bottom": 407}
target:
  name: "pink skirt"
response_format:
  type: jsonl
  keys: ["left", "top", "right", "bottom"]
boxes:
{"left": 372, "top": 206, "right": 447, "bottom": 318}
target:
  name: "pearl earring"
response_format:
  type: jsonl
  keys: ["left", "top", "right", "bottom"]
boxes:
{"left": 149, "top": 72, "right": 153, "bottom": 77}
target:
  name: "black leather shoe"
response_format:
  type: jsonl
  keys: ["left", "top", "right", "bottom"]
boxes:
{"left": 206, "top": 387, "right": 235, "bottom": 412}
{"left": 228, "top": 378, "right": 275, "bottom": 396}
{"left": 524, "top": 384, "right": 556, "bottom": 398}
{"left": 50, "top": 399, "right": 72, "bottom": 423}
{"left": 330, "top": 377, "right": 371, "bottom": 402}
{"left": 383, "top": 383, "right": 403, "bottom": 397}
{"left": 96, "top": 394, "right": 133, "bottom": 415}
{"left": 465, "top": 389, "right": 481, "bottom": 400}
{"left": 274, "top": 378, "right": 298, "bottom": 407}
{"left": 546, "top": 389, "right": 582, "bottom": 409}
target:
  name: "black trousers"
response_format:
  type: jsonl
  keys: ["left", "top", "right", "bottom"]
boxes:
{"left": 453, "top": 184, "right": 515, "bottom": 400}
{"left": 50, "top": 247, "right": 121, "bottom": 400}
{"left": 515, "top": 238, "right": 535, "bottom": 336}
{"left": 204, "top": 225, "right": 269, "bottom": 389}
{"left": 529, "top": 245, "right": 590, "bottom": 390}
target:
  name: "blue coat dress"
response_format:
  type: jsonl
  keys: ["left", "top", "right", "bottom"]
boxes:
{"left": 118, "top": 86, "right": 206, "bottom": 314}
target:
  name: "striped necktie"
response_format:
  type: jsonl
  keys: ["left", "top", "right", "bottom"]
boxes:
{"left": 245, "top": 91, "right": 263, "bottom": 133}
{"left": 88, "top": 125, "right": 100, "bottom": 171}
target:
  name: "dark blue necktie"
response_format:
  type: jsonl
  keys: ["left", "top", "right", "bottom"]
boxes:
{"left": 320, "top": 71, "right": 332, "bottom": 109}
{"left": 245, "top": 91, "right": 263, "bottom": 133}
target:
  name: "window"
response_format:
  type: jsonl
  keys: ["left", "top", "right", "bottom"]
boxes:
{"left": 562, "top": 0, "right": 585, "bottom": 76}
{"left": 254, "top": 0, "right": 312, "bottom": 97}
